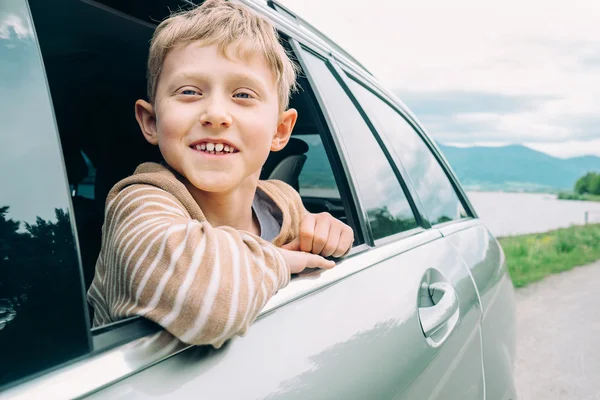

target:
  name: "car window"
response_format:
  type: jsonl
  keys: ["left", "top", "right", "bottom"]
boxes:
{"left": 347, "top": 78, "right": 469, "bottom": 224}
{"left": 299, "top": 49, "right": 419, "bottom": 240}
{"left": 297, "top": 134, "right": 340, "bottom": 199}
{"left": 0, "top": 0, "right": 90, "bottom": 389}
{"left": 29, "top": 0, "right": 365, "bottom": 305}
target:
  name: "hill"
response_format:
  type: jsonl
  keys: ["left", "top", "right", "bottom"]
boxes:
{"left": 294, "top": 137, "right": 600, "bottom": 192}
{"left": 437, "top": 144, "right": 600, "bottom": 191}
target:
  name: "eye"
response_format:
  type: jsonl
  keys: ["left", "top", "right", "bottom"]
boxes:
{"left": 233, "top": 92, "right": 254, "bottom": 99}
{"left": 181, "top": 89, "right": 200, "bottom": 96}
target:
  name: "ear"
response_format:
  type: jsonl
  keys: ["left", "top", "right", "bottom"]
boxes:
{"left": 135, "top": 99, "right": 159, "bottom": 145}
{"left": 271, "top": 108, "right": 298, "bottom": 151}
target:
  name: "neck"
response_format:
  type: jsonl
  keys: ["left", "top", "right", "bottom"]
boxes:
{"left": 185, "top": 174, "right": 260, "bottom": 235}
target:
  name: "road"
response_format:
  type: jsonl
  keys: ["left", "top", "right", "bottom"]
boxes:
{"left": 514, "top": 260, "right": 600, "bottom": 400}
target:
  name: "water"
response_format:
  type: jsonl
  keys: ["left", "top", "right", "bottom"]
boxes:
{"left": 466, "top": 192, "right": 600, "bottom": 237}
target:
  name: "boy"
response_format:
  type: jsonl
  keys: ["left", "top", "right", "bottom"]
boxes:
{"left": 87, "top": 0, "right": 353, "bottom": 348}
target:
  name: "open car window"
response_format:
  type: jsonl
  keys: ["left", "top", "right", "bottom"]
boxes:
{"left": 29, "top": 0, "right": 365, "bottom": 346}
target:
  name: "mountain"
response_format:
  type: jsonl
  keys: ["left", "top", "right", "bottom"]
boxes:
{"left": 437, "top": 144, "right": 600, "bottom": 191}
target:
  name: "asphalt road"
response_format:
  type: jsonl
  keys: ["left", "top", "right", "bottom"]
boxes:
{"left": 515, "top": 260, "right": 600, "bottom": 400}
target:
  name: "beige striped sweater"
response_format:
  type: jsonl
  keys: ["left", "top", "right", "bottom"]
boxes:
{"left": 87, "top": 162, "right": 306, "bottom": 348}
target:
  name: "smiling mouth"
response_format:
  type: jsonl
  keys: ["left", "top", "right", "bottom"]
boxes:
{"left": 189, "top": 141, "right": 239, "bottom": 155}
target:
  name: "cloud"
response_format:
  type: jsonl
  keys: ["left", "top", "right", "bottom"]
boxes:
{"left": 526, "top": 139, "right": 600, "bottom": 159}
{"left": 397, "top": 90, "right": 600, "bottom": 144}
{"left": 280, "top": 0, "right": 600, "bottom": 157}
{"left": 397, "top": 90, "right": 552, "bottom": 117}
{"left": 0, "top": 14, "right": 33, "bottom": 41}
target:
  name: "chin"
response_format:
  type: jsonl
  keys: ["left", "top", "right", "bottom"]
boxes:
{"left": 189, "top": 176, "right": 239, "bottom": 193}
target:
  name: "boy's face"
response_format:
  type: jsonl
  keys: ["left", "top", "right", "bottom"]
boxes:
{"left": 136, "top": 42, "right": 297, "bottom": 193}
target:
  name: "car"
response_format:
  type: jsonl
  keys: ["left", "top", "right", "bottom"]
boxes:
{"left": 0, "top": 0, "right": 517, "bottom": 398}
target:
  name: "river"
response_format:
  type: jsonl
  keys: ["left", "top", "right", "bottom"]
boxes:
{"left": 466, "top": 192, "right": 600, "bottom": 237}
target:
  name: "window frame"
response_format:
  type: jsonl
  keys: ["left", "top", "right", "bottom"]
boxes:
{"left": 335, "top": 58, "right": 478, "bottom": 221}
{"left": 343, "top": 72, "right": 472, "bottom": 227}
{"left": 294, "top": 44, "right": 430, "bottom": 245}
{"left": 288, "top": 39, "right": 374, "bottom": 248}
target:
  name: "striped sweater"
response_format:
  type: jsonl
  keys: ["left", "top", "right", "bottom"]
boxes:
{"left": 87, "top": 162, "right": 306, "bottom": 348}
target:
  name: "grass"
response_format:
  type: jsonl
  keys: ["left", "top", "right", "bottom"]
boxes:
{"left": 557, "top": 192, "right": 600, "bottom": 202}
{"left": 499, "top": 223, "right": 600, "bottom": 288}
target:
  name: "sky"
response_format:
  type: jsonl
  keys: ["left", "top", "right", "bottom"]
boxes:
{"left": 279, "top": 0, "right": 600, "bottom": 158}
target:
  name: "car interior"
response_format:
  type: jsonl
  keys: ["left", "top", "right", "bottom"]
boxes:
{"left": 28, "top": 0, "right": 357, "bottom": 302}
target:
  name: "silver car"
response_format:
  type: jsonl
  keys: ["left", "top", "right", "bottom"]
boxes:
{"left": 0, "top": 0, "right": 516, "bottom": 399}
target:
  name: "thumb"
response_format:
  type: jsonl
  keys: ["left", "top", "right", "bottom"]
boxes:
{"left": 304, "top": 252, "right": 336, "bottom": 270}
{"left": 282, "top": 237, "right": 300, "bottom": 251}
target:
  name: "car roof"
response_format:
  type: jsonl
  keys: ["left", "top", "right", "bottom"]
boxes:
{"left": 239, "top": 0, "right": 372, "bottom": 73}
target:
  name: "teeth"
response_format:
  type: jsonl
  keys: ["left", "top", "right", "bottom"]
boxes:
{"left": 194, "top": 142, "right": 236, "bottom": 153}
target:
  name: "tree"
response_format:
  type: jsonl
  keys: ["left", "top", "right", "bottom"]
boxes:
{"left": 367, "top": 206, "right": 418, "bottom": 238}
{"left": 574, "top": 172, "right": 600, "bottom": 195}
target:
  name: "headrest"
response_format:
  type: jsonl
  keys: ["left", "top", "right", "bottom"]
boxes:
{"left": 260, "top": 137, "right": 309, "bottom": 180}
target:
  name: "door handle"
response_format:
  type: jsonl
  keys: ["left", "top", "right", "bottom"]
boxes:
{"left": 418, "top": 282, "right": 459, "bottom": 338}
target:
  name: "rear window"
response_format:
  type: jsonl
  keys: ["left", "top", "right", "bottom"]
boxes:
{"left": 0, "top": 0, "right": 90, "bottom": 388}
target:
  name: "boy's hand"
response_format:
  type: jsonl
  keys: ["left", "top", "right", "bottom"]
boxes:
{"left": 277, "top": 247, "right": 336, "bottom": 274}
{"left": 283, "top": 212, "right": 354, "bottom": 258}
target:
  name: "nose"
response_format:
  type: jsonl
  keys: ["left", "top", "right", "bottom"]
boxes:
{"left": 200, "top": 96, "right": 232, "bottom": 128}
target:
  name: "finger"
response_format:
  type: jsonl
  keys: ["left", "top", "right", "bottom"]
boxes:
{"left": 278, "top": 248, "right": 305, "bottom": 274}
{"left": 282, "top": 237, "right": 300, "bottom": 251}
{"left": 311, "top": 215, "right": 331, "bottom": 255}
{"left": 321, "top": 221, "right": 342, "bottom": 257}
{"left": 299, "top": 213, "right": 316, "bottom": 253}
{"left": 333, "top": 226, "right": 354, "bottom": 258}
{"left": 304, "top": 252, "right": 336, "bottom": 270}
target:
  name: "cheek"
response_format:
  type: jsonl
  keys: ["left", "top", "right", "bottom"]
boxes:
{"left": 243, "top": 122, "right": 277, "bottom": 159}
{"left": 240, "top": 106, "right": 279, "bottom": 142}
{"left": 156, "top": 102, "right": 195, "bottom": 138}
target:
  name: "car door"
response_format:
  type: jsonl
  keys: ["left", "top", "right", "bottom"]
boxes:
{"left": 344, "top": 74, "right": 517, "bottom": 400}
{"left": 295, "top": 46, "right": 486, "bottom": 400}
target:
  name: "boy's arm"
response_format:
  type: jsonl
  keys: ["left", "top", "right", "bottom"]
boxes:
{"left": 96, "top": 184, "right": 295, "bottom": 348}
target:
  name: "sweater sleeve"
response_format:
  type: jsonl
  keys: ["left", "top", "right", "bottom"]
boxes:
{"left": 90, "top": 183, "right": 290, "bottom": 348}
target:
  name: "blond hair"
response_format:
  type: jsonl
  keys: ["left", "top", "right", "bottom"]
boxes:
{"left": 146, "top": 0, "right": 298, "bottom": 110}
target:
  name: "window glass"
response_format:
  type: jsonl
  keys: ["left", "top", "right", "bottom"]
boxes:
{"left": 301, "top": 50, "right": 418, "bottom": 240}
{"left": 0, "top": 0, "right": 90, "bottom": 388}
{"left": 298, "top": 134, "right": 340, "bottom": 199}
{"left": 348, "top": 79, "right": 468, "bottom": 224}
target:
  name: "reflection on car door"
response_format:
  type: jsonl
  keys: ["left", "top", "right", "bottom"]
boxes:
{"left": 441, "top": 223, "right": 517, "bottom": 400}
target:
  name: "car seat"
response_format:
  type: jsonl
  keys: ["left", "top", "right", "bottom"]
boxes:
{"left": 260, "top": 137, "right": 309, "bottom": 191}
